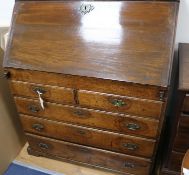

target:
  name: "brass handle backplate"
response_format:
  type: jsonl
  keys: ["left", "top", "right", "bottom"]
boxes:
{"left": 159, "top": 90, "right": 165, "bottom": 101}
{"left": 126, "top": 123, "right": 141, "bottom": 131}
{"left": 77, "top": 129, "right": 86, "bottom": 135}
{"left": 123, "top": 143, "right": 138, "bottom": 151}
{"left": 32, "top": 123, "right": 44, "bottom": 132}
{"left": 28, "top": 105, "right": 40, "bottom": 113}
{"left": 111, "top": 99, "right": 126, "bottom": 107}
{"left": 38, "top": 143, "right": 49, "bottom": 150}
{"left": 74, "top": 110, "right": 84, "bottom": 117}
{"left": 124, "top": 162, "right": 135, "bottom": 168}
{"left": 73, "top": 109, "right": 90, "bottom": 119}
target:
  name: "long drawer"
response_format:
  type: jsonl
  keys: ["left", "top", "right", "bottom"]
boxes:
{"left": 173, "top": 114, "right": 189, "bottom": 153}
{"left": 182, "top": 94, "right": 189, "bottom": 113}
{"left": 15, "top": 97, "right": 159, "bottom": 138}
{"left": 178, "top": 114, "right": 189, "bottom": 131}
{"left": 8, "top": 68, "right": 165, "bottom": 101}
{"left": 20, "top": 114, "right": 156, "bottom": 158}
{"left": 167, "top": 151, "right": 184, "bottom": 172}
{"left": 10, "top": 80, "right": 75, "bottom": 105}
{"left": 78, "top": 90, "right": 163, "bottom": 119}
{"left": 173, "top": 132, "right": 189, "bottom": 153}
{"left": 27, "top": 134, "right": 151, "bottom": 175}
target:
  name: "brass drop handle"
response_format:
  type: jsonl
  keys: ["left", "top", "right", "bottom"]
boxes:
{"left": 32, "top": 123, "right": 44, "bottom": 132}
{"left": 32, "top": 87, "right": 46, "bottom": 110}
{"left": 28, "top": 105, "right": 40, "bottom": 113}
{"left": 123, "top": 143, "right": 138, "bottom": 151}
{"left": 74, "top": 110, "right": 84, "bottom": 116}
{"left": 73, "top": 110, "right": 87, "bottom": 118}
{"left": 126, "top": 123, "right": 141, "bottom": 131}
{"left": 77, "top": 129, "right": 86, "bottom": 135}
{"left": 124, "top": 162, "right": 135, "bottom": 168}
{"left": 38, "top": 143, "right": 49, "bottom": 150}
{"left": 111, "top": 99, "right": 126, "bottom": 107}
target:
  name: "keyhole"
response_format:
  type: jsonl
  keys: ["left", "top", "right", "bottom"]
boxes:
{"left": 84, "top": 5, "right": 87, "bottom": 10}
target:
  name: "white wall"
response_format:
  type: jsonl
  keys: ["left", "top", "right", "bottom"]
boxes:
{"left": 0, "top": 0, "right": 14, "bottom": 27}
{"left": 176, "top": 0, "right": 189, "bottom": 44}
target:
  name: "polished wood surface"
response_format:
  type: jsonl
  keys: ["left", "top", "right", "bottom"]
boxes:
{"left": 20, "top": 114, "right": 155, "bottom": 158}
{"left": 26, "top": 134, "right": 151, "bottom": 175}
{"left": 179, "top": 44, "right": 189, "bottom": 90}
{"left": 8, "top": 68, "right": 166, "bottom": 101}
{"left": 10, "top": 81, "right": 75, "bottom": 105}
{"left": 4, "top": 1, "right": 178, "bottom": 86}
{"left": 15, "top": 97, "right": 159, "bottom": 138}
{"left": 78, "top": 90, "right": 163, "bottom": 119}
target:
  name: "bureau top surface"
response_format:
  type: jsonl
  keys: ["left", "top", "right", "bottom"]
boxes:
{"left": 179, "top": 43, "right": 189, "bottom": 90}
{"left": 4, "top": 1, "right": 178, "bottom": 86}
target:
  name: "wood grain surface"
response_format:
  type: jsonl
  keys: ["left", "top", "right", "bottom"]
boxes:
{"left": 26, "top": 134, "right": 151, "bottom": 175}
{"left": 16, "top": 143, "right": 119, "bottom": 175}
{"left": 15, "top": 97, "right": 159, "bottom": 138}
{"left": 8, "top": 68, "right": 166, "bottom": 101}
{"left": 10, "top": 80, "right": 75, "bottom": 105}
{"left": 20, "top": 114, "right": 156, "bottom": 158}
{"left": 78, "top": 90, "right": 163, "bottom": 119}
{"left": 4, "top": 1, "right": 178, "bottom": 86}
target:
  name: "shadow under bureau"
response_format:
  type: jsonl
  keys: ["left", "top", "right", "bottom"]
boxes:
{"left": 3, "top": 1, "right": 178, "bottom": 175}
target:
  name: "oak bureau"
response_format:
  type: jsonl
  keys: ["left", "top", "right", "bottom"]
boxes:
{"left": 3, "top": 1, "right": 178, "bottom": 175}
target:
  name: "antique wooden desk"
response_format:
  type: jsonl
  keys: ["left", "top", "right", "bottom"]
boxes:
{"left": 3, "top": 1, "right": 178, "bottom": 174}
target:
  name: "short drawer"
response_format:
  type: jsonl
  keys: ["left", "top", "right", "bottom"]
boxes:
{"left": 15, "top": 97, "right": 159, "bottom": 138}
{"left": 20, "top": 115, "right": 156, "bottom": 158}
{"left": 27, "top": 134, "right": 151, "bottom": 175}
{"left": 168, "top": 151, "right": 184, "bottom": 172}
{"left": 182, "top": 94, "right": 189, "bottom": 114}
{"left": 78, "top": 90, "right": 163, "bottom": 119}
{"left": 10, "top": 80, "right": 75, "bottom": 104}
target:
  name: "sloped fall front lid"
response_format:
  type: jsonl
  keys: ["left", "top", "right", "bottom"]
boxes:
{"left": 4, "top": 1, "right": 178, "bottom": 86}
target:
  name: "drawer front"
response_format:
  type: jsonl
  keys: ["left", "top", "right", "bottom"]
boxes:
{"left": 178, "top": 114, "right": 189, "bottom": 131}
{"left": 15, "top": 97, "right": 159, "bottom": 138}
{"left": 173, "top": 131, "right": 189, "bottom": 153}
{"left": 182, "top": 94, "right": 189, "bottom": 113}
{"left": 27, "top": 134, "right": 151, "bottom": 175}
{"left": 78, "top": 90, "right": 163, "bottom": 119}
{"left": 168, "top": 151, "right": 184, "bottom": 172}
{"left": 20, "top": 115, "right": 156, "bottom": 158}
{"left": 9, "top": 68, "right": 165, "bottom": 101}
{"left": 10, "top": 81, "right": 75, "bottom": 104}
{"left": 173, "top": 115, "right": 189, "bottom": 153}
